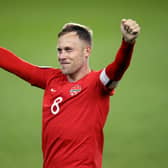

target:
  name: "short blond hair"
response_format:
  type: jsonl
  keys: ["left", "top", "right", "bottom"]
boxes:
{"left": 58, "top": 23, "right": 93, "bottom": 46}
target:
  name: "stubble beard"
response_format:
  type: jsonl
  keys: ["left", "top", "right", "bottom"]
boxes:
{"left": 61, "top": 64, "right": 83, "bottom": 80}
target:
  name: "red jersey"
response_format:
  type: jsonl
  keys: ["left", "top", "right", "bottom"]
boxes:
{"left": 0, "top": 40, "right": 134, "bottom": 168}
{"left": 42, "top": 69, "right": 113, "bottom": 168}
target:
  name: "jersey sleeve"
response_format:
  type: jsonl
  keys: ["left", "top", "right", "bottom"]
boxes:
{"left": 99, "top": 39, "right": 135, "bottom": 95}
{"left": 0, "top": 47, "right": 54, "bottom": 89}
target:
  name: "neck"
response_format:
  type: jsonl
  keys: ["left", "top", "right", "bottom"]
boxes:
{"left": 67, "top": 66, "right": 91, "bottom": 82}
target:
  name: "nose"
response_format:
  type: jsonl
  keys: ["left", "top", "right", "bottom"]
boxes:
{"left": 58, "top": 50, "right": 67, "bottom": 60}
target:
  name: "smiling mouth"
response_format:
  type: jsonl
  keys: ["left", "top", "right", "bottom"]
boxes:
{"left": 60, "top": 62, "right": 71, "bottom": 68}
{"left": 60, "top": 62, "right": 70, "bottom": 65}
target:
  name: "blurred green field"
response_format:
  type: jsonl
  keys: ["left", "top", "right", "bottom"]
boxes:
{"left": 0, "top": 0, "right": 168, "bottom": 167}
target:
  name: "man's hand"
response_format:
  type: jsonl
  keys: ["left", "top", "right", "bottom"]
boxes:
{"left": 121, "top": 19, "right": 140, "bottom": 43}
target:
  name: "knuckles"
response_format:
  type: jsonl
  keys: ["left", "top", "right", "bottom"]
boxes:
{"left": 121, "top": 19, "right": 141, "bottom": 34}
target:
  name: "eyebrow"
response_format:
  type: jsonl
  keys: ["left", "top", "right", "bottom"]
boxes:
{"left": 64, "top": 47, "right": 72, "bottom": 50}
{"left": 57, "top": 47, "right": 73, "bottom": 51}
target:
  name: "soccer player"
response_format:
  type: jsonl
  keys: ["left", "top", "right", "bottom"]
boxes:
{"left": 0, "top": 19, "right": 140, "bottom": 168}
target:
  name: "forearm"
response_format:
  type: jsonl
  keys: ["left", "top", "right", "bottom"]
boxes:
{"left": 106, "top": 39, "right": 135, "bottom": 81}
{"left": 99, "top": 39, "right": 135, "bottom": 89}
{"left": 0, "top": 47, "right": 49, "bottom": 88}
{"left": 0, "top": 47, "right": 37, "bottom": 82}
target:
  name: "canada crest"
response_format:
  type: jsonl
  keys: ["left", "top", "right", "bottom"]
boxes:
{"left": 69, "top": 84, "right": 82, "bottom": 96}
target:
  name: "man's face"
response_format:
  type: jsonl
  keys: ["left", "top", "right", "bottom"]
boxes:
{"left": 57, "top": 32, "right": 90, "bottom": 77}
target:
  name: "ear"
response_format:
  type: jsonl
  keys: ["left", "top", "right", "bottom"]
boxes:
{"left": 84, "top": 46, "right": 91, "bottom": 58}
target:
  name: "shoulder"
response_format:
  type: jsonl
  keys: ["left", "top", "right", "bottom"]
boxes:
{"left": 79, "top": 70, "right": 101, "bottom": 85}
{"left": 43, "top": 68, "right": 66, "bottom": 85}
{"left": 80, "top": 70, "right": 101, "bottom": 87}
{"left": 87, "top": 70, "right": 101, "bottom": 79}
{"left": 89, "top": 70, "right": 115, "bottom": 96}
{"left": 47, "top": 67, "right": 62, "bottom": 76}
{"left": 43, "top": 68, "right": 64, "bottom": 79}
{"left": 38, "top": 66, "right": 61, "bottom": 74}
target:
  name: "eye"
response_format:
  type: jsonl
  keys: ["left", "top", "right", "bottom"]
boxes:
{"left": 57, "top": 48, "right": 62, "bottom": 53}
{"left": 65, "top": 47, "right": 73, "bottom": 52}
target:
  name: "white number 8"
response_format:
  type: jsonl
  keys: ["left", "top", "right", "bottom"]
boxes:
{"left": 51, "top": 97, "right": 63, "bottom": 115}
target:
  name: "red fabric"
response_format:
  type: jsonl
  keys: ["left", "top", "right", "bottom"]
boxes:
{"left": 42, "top": 70, "right": 110, "bottom": 168}
{"left": 0, "top": 40, "right": 135, "bottom": 168}
{"left": 0, "top": 47, "right": 53, "bottom": 89}
{"left": 105, "top": 40, "right": 135, "bottom": 81}
{"left": 0, "top": 48, "right": 109, "bottom": 168}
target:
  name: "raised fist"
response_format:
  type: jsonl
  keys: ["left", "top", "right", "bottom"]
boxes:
{"left": 121, "top": 19, "right": 141, "bottom": 43}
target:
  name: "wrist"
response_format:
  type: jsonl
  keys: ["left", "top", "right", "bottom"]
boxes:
{"left": 122, "top": 38, "right": 136, "bottom": 47}
{"left": 123, "top": 37, "right": 136, "bottom": 44}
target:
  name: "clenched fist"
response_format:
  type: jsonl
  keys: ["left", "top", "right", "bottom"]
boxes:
{"left": 121, "top": 19, "right": 140, "bottom": 43}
